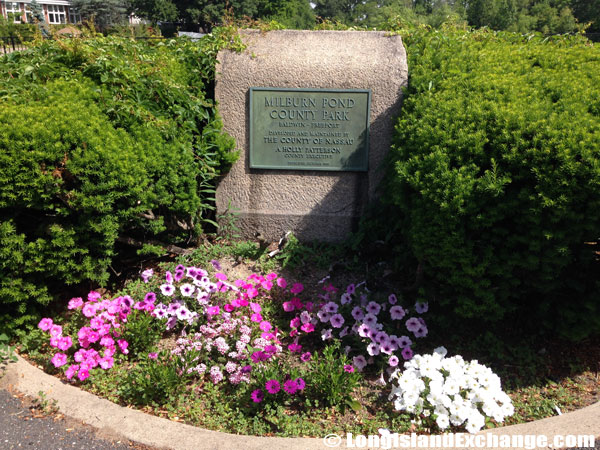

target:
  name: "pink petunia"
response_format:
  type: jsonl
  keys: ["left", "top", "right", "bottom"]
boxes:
{"left": 51, "top": 353, "right": 68, "bottom": 368}
{"left": 38, "top": 318, "right": 53, "bottom": 331}
{"left": 250, "top": 313, "right": 263, "bottom": 323}
{"left": 259, "top": 321, "right": 272, "bottom": 332}
{"left": 57, "top": 336, "right": 73, "bottom": 351}
{"left": 117, "top": 339, "right": 129, "bottom": 355}
{"left": 68, "top": 297, "right": 84, "bottom": 310}
{"left": 250, "top": 302, "right": 262, "bottom": 313}
{"left": 300, "top": 323, "right": 315, "bottom": 333}
{"left": 344, "top": 365, "right": 355, "bottom": 373}
{"left": 87, "top": 291, "right": 102, "bottom": 302}
{"left": 277, "top": 277, "right": 287, "bottom": 289}
{"left": 65, "top": 364, "right": 79, "bottom": 380}
{"left": 78, "top": 369, "right": 90, "bottom": 381}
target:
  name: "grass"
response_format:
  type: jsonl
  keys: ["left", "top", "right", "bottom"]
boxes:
{"left": 14, "top": 235, "right": 600, "bottom": 437}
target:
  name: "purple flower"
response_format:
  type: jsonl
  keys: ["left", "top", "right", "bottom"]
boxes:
{"left": 343, "top": 365, "right": 355, "bottom": 373}
{"left": 283, "top": 379, "right": 299, "bottom": 394}
{"left": 390, "top": 305, "right": 406, "bottom": 320}
{"left": 323, "top": 302, "right": 338, "bottom": 314}
{"left": 210, "top": 259, "right": 222, "bottom": 270}
{"left": 401, "top": 347, "right": 414, "bottom": 360}
{"left": 265, "top": 379, "right": 281, "bottom": 394}
{"left": 405, "top": 317, "right": 421, "bottom": 332}
{"left": 388, "top": 293, "right": 398, "bottom": 305}
{"left": 251, "top": 351, "right": 268, "bottom": 363}
{"left": 300, "top": 352, "right": 312, "bottom": 362}
{"left": 375, "top": 331, "right": 389, "bottom": 344}
{"left": 363, "top": 314, "right": 378, "bottom": 327}
{"left": 148, "top": 352, "right": 158, "bottom": 359}
{"left": 351, "top": 306, "right": 365, "bottom": 321}
{"left": 415, "top": 302, "right": 429, "bottom": 314}
{"left": 388, "top": 335, "right": 401, "bottom": 350}
{"left": 346, "top": 284, "right": 356, "bottom": 294}
{"left": 398, "top": 335, "right": 412, "bottom": 348}
{"left": 353, "top": 355, "right": 367, "bottom": 371}
{"left": 251, "top": 389, "right": 264, "bottom": 403}
{"left": 241, "top": 365, "right": 252, "bottom": 374}
{"left": 367, "top": 342, "right": 380, "bottom": 356}
{"left": 141, "top": 269, "right": 153, "bottom": 283}
{"left": 340, "top": 292, "right": 352, "bottom": 305}
{"left": 330, "top": 314, "right": 345, "bottom": 328}
{"left": 165, "top": 271, "right": 173, "bottom": 283}
{"left": 388, "top": 355, "right": 400, "bottom": 367}
{"left": 366, "top": 301, "right": 381, "bottom": 315}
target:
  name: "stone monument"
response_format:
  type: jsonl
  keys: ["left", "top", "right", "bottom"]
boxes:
{"left": 215, "top": 30, "right": 408, "bottom": 242}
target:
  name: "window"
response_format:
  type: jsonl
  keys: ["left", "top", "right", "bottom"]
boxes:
{"left": 68, "top": 8, "right": 80, "bottom": 24}
{"left": 47, "top": 4, "right": 66, "bottom": 24}
{"left": 5, "top": 2, "right": 22, "bottom": 23}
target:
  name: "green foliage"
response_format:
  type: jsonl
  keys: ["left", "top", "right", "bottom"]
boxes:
{"left": 118, "top": 352, "right": 185, "bottom": 406}
{"left": 120, "top": 309, "right": 164, "bottom": 359}
{"left": 304, "top": 344, "right": 361, "bottom": 409}
{"left": 0, "top": 34, "right": 239, "bottom": 332}
{"left": 383, "top": 28, "right": 600, "bottom": 339}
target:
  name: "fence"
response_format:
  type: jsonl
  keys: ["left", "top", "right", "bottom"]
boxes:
{"left": 0, "top": 35, "right": 28, "bottom": 54}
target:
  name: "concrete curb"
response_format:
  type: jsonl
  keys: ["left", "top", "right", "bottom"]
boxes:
{"left": 1, "top": 354, "right": 598, "bottom": 450}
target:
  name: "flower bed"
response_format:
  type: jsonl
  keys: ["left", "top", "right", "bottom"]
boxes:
{"left": 30, "top": 259, "right": 517, "bottom": 436}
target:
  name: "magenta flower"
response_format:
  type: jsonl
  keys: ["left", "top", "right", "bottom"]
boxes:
{"left": 283, "top": 379, "right": 299, "bottom": 394}
{"left": 251, "top": 389, "right": 264, "bottom": 403}
{"left": 290, "top": 283, "right": 304, "bottom": 294}
{"left": 282, "top": 301, "right": 295, "bottom": 312}
{"left": 390, "top": 305, "right": 406, "bottom": 320}
{"left": 206, "top": 305, "right": 220, "bottom": 316}
{"left": 78, "top": 369, "right": 90, "bottom": 381}
{"left": 277, "top": 277, "right": 287, "bottom": 289}
{"left": 51, "top": 353, "right": 67, "bottom": 368}
{"left": 148, "top": 352, "right": 158, "bottom": 360}
{"left": 38, "top": 318, "right": 53, "bottom": 331}
{"left": 288, "top": 342, "right": 302, "bottom": 353}
{"left": 344, "top": 365, "right": 355, "bottom": 373}
{"left": 68, "top": 297, "right": 83, "bottom": 310}
{"left": 49, "top": 324, "right": 63, "bottom": 338}
{"left": 99, "top": 356, "right": 114, "bottom": 370}
{"left": 250, "top": 313, "right": 263, "bottom": 323}
{"left": 265, "top": 379, "right": 281, "bottom": 394}
{"left": 295, "top": 378, "right": 306, "bottom": 390}
{"left": 300, "top": 352, "right": 312, "bottom": 362}
{"left": 300, "top": 323, "right": 315, "bottom": 333}
{"left": 259, "top": 321, "right": 272, "bottom": 332}
{"left": 117, "top": 339, "right": 129, "bottom": 354}
{"left": 251, "top": 351, "right": 269, "bottom": 363}
{"left": 65, "top": 364, "right": 79, "bottom": 380}
{"left": 87, "top": 291, "right": 101, "bottom": 302}
{"left": 57, "top": 336, "right": 73, "bottom": 351}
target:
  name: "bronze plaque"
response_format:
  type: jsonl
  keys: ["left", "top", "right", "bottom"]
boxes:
{"left": 249, "top": 87, "right": 371, "bottom": 171}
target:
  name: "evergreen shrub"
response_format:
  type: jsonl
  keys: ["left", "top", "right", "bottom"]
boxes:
{"left": 385, "top": 28, "right": 600, "bottom": 339}
{"left": 0, "top": 34, "right": 239, "bottom": 332}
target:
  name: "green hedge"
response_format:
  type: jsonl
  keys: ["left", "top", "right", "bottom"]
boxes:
{"left": 385, "top": 28, "right": 600, "bottom": 339}
{"left": 0, "top": 34, "right": 239, "bottom": 332}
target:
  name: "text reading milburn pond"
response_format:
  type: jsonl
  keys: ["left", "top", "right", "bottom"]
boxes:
{"left": 251, "top": 91, "right": 368, "bottom": 170}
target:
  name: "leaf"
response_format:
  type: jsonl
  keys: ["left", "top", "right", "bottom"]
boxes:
{"left": 347, "top": 399, "right": 362, "bottom": 412}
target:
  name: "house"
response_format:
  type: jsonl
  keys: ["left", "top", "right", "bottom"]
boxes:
{"left": 1, "top": 1, "right": 141, "bottom": 26}
{"left": 1, "top": 1, "right": 81, "bottom": 25}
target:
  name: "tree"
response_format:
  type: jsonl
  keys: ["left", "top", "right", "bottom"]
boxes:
{"left": 313, "top": 0, "right": 361, "bottom": 24}
{"left": 70, "top": 0, "right": 129, "bottom": 29}
{"left": 129, "top": 0, "right": 178, "bottom": 24}
{"left": 260, "top": 0, "right": 315, "bottom": 29}
{"left": 571, "top": 0, "right": 600, "bottom": 33}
